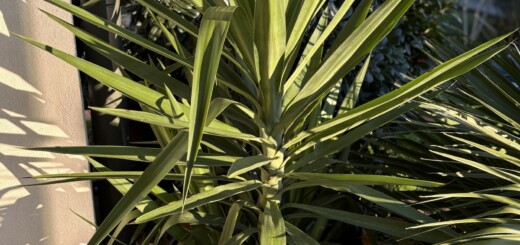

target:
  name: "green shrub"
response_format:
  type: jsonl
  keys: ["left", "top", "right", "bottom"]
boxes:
{"left": 359, "top": 10, "right": 520, "bottom": 244}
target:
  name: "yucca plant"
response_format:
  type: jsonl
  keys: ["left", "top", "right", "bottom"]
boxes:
{"left": 20, "top": 0, "right": 512, "bottom": 244}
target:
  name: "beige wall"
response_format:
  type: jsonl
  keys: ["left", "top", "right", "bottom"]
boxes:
{"left": 0, "top": 0, "right": 95, "bottom": 244}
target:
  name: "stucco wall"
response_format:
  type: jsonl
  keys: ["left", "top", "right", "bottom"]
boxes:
{"left": 0, "top": 0, "right": 95, "bottom": 244}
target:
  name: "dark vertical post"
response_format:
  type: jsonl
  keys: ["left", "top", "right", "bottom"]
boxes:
{"left": 73, "top": 0, "right": 131, "bottom": 242}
